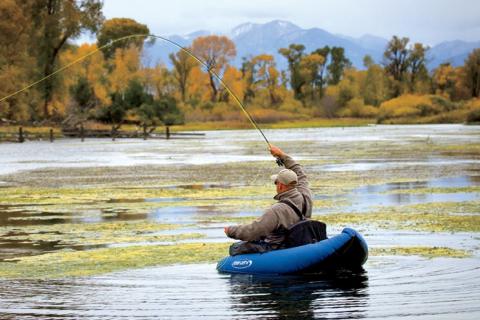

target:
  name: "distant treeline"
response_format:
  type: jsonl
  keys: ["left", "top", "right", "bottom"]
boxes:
{"left": 1, "top": 1, "right": 479, "bottom": 129}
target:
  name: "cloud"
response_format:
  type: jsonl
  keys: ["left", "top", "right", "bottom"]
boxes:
{"left": 102, "top": 0, "right": 480, "bottom": 44}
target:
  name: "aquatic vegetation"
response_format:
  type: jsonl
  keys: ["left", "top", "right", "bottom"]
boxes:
{"left": 0, "top": 242, "right": 230, "bottom": 279}
{"left": 313, "top": 202, "right": 480, "bottom": 232}
{"left": 0, "top": 220, "right": 192, "bottom": 253}
{"left": 197, "top": 200, "right": 480, "bottom": 233}
{"left": 381, "top": 186, "right": 480, "bottom": 195}
{"left": 370, "top": 246, "right": 471, "bottom": 258}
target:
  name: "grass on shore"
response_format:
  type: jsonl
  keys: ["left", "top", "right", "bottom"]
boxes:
{"left": 0, "top": 118, "right": 374, "bottom": 137}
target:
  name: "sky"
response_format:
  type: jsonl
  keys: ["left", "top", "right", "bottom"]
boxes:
{"left": 95, "top": 0, "right": 480, "bottom": 45}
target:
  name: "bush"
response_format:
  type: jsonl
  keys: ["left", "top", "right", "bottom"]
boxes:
{"left": 338, "top": 98, "right": 378, "bottom": 118}
{"left": 249, "top": 109, "right": 300, "bottom": 123}
{"left": 467, "top": 107, "right": 480, "bottom": 123}
{"left": 379, "top": 94, "right": 438, "bottom": 120}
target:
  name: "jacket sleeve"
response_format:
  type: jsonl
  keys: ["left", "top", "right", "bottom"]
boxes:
{"left": 280, "top": 154, "right": 313, "bottom": 218}
{"left": 226, "top": 209, "right": 279, "bottom": 241}
{"left": 280, "top": 154, "right": 309, "bottom": 190}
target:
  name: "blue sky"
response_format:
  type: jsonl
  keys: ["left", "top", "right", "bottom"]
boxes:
{"left": 92, "top": 0, "right": 480, "bottom": 45}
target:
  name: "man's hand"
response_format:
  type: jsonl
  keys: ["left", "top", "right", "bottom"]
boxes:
{"left": 269, "top": 144, "right": 286, "bottom": 159}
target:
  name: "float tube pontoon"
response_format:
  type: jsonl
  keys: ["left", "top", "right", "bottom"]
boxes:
{"left": 217, "top": 228, "right": 368, "bottom": 275}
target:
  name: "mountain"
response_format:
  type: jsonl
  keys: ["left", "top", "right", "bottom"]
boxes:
{"left": 143, "top": 20, "right": 479, "bottom": 71}
{"left": 428, "top": 40, "right": 480, "bottom": 69}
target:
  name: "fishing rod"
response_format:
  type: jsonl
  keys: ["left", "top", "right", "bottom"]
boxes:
{"left": 0, "top": 34, "right": 284, "bottom": 166}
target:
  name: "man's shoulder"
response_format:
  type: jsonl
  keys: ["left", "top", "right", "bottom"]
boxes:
{"left": 270, "top": 201, "right": 292, "bottom": 213}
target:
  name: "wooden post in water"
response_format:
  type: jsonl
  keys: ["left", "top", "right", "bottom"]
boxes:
{"left": 18, "top": 126, "right": 24, "bottom": 143}
{"left": 166, "top": 126, "right": 170, "bottom": 140}
{"left": 143, "top": 123, "right": 147, "bottom": 140}
{"left": 80, "top": 124, "right": 85, "bottom": 142}
{"left": 111, "top": 125, "right": 116, "bottom": 141}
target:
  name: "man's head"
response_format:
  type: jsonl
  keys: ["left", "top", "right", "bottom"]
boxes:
{"left": 271, "top": 169, "right": 298, "bottom": 194}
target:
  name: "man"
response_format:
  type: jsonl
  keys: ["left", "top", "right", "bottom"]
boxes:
{"left": 224, "top": 145, "right": 313, "bottom": 255}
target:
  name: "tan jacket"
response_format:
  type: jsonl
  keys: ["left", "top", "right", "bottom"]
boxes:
{"left": 226, "top": 154, "right": 313, "bottom": 244}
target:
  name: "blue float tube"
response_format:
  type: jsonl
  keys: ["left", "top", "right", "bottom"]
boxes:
{"left": 217, "top": 228, "right": 368, "bottom": 275}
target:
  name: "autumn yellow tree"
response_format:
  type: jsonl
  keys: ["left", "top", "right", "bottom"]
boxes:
{"left": 191, "top": 35, "right": 236, "bottom": 101}
{"left": 219, "top": 65, "right": 245, "bottom": 104}
{"left": 299, "top": 53, "right": 325, "bottom": 102}
{"left": 108, "top": 46, "right": 142, "bottom": 94}
{"left": 169, "top": 49, "right": 198, "bottom": 102}
{"left": 59, "top": 44, "right": 110, "bottom": 109}
{"left": 432, "top": 63, "right": 457, "bottom": 98}
{"left": 0, "top": 0, "right": 36, "bottom": 121}
{"left": 251, "top": 54, "right": 282, "bottom": 106}
{"left": 29, "top": 0, "right": 104, "bottom": 119}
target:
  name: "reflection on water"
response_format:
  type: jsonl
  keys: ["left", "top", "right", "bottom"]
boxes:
{"left": 229, "top": 270, "right": 368, "bottom": 319}
{"left": 317, "top": 175, "right": 480, "bottom": 213}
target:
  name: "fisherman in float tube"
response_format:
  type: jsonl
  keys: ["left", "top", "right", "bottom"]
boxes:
{"left": 224, "top": 145, "right": 314, "bottom": 255}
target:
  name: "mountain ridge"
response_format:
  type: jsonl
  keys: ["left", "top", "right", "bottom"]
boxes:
{"left": 144, "top": 20, "right": 479, "bottom": 71}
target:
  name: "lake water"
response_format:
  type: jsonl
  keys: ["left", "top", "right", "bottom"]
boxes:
{"left": 0, "top": 124, "right": 479, "bottom": 319}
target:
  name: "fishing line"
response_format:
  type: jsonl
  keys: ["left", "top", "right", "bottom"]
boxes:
{"left": 0, "top": 34, "right": 280, "bottom": 160}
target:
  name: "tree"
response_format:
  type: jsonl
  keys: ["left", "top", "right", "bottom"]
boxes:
{"left": 279, "top": 44, "right": 306, "bottom": 101}
{"left": 311, "top": 46, "right": 330, "bottom": 97}
{"left": 97, "top": 18, "right": 150, "bottom": 60}
{"left": 383, "top": 36, "right": 410, "bottom": 97}
{"left": 464, "top": 48, "right": 480, "bottom": 98}
{"left": 363, "top": 55, "right": 374, "bottom": 69}
{"left": 220, "top": 66, "right": 245, "bottom": 104}
{"left": 251, "top": 54, "right": 282, "bottom": 105}
{"left": 327, "top": 47, "right": 351, "bottom": 85}
{"left": 169, "top": 49, "right": 198, "bottom": 102}
{"left": 240, "top": 57, "right": 256, "bottom": 103}
{"left": 299, "top": 53, "right": 325, "bottom": 101}
{"left": 433, "top": 63, "right": 457, "bottom": 98}
{"left": 71, "top": 76, "right": 95, "bottom": 114}
{"left": 408, "top": 43, "right": 429, "bottom": 92}
{"left": 0, "top": 0, "right": 36, "bottom": 121}
{"left": 363, "top": 64, "right": 388, "bottom": 106}
{"left": 28, "top": 0, "right": 104, "bottom": 119}
{"left": 96, "top": 79, "right": 150, "bottom": 130}
{"left": 191, "top": 35, "right": 236, "bottom": 101}
{"left": 108, "top": 46, "right": 142, "bottom": 93}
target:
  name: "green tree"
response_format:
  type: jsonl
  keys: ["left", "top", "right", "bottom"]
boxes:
{"left": 97, "top": 18, "right": 150, "bottom": 60}
{"left": 71, "top": 76, "right": 95, "bottom": 114}
{"left": 29, "top": 0, "right": 104, "bottom": 119}
{"left": 279, "top": 44, "right": 306, "bottom": 101}
{"left": 327, "top": 47, "right": 351, "bottom": 85}
{"left": 464, "top": 48, "right": 480, "bottom": 98}
{"left": 311, "top": 46, "right": 330, "bottom": 98}
{"left": 408, "top": 43, "right": 429, "bottom": 92}
{"left": 383, "top": 36, "right": 410, "bottom": 97}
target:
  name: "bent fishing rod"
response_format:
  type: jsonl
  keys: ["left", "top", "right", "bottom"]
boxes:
{"left": 0, "top": 34, "right": 284, "bottom": 166}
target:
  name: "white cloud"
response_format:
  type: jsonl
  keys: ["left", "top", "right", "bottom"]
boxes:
{"left": 101, "top": 0, "right": 480, "bottom": 44}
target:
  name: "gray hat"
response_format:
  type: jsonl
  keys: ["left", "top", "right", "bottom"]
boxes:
{"left": 271, "top": 169, "right": 298, "bottom": 185}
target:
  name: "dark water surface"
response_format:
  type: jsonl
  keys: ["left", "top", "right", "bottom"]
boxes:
{"left": 1, "top": 257, "right": 479, "bottom": 319}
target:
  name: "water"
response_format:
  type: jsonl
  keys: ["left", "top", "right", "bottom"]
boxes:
{"left": 1, "top": 258, "right": 479, "bottom": 319}
{"left": 0, "top": 124, "right": 478, "bottom": 175}
{"left": 1, "top": 124, "right": 480, "bottom": 319}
